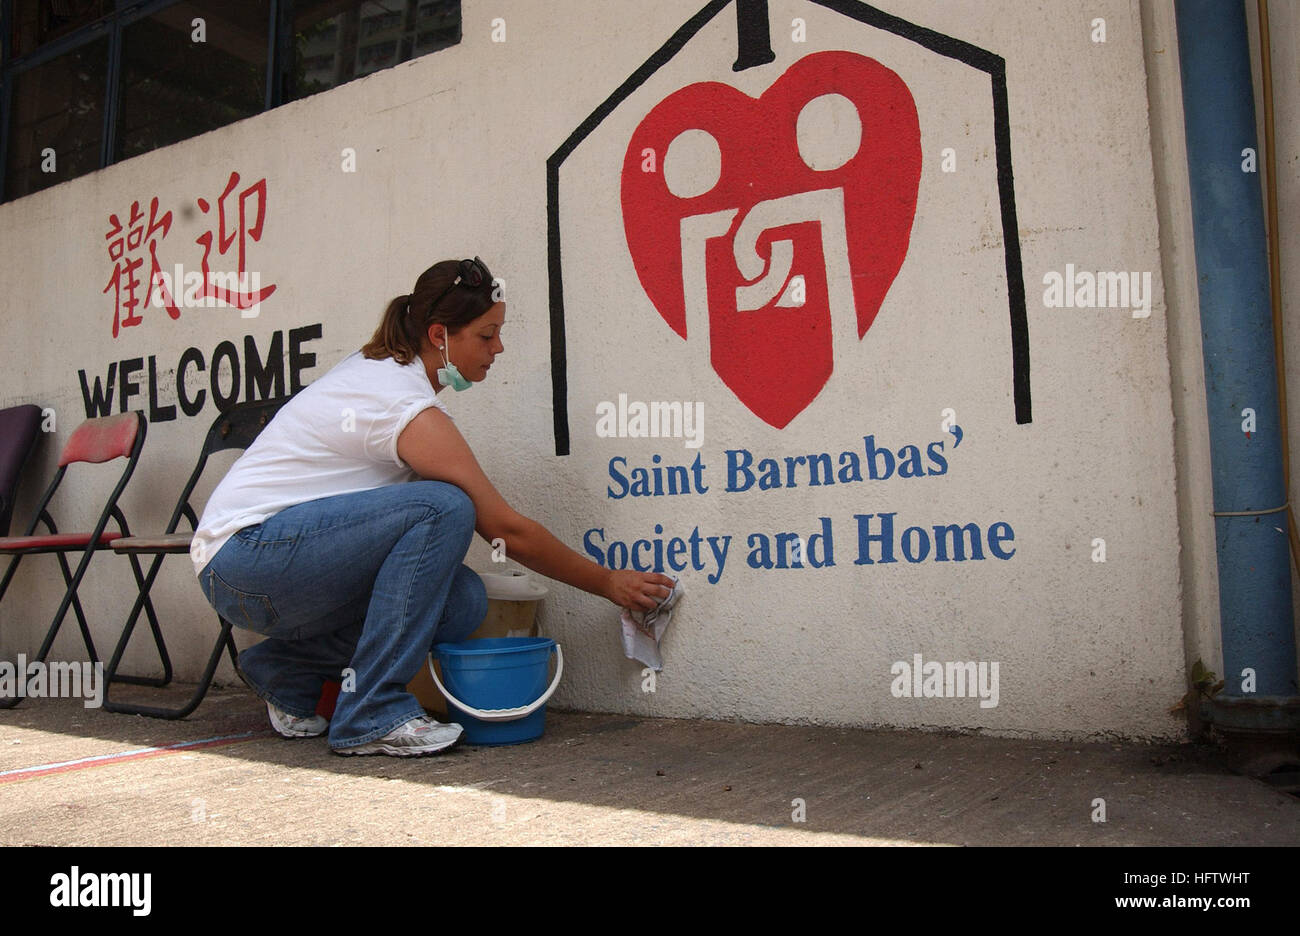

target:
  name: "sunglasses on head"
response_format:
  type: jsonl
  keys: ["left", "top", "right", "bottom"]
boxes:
{"left": 429, "top": 256, "right": 492, "bottom": 313}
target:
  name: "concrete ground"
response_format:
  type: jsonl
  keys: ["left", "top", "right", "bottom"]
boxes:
{"left": 0, "top": 684, "right": 1296, "bottom": 846}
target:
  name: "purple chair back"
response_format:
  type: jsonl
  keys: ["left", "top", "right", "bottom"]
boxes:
{"left": 0, "top": 404, "right": 42, "bottom": 537}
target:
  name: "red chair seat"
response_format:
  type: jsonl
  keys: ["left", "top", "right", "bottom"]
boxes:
{"left": 0, "top": 531, "right": 121, "bottom": 551}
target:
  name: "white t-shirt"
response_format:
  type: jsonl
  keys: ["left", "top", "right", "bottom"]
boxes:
{"left": 191, "top": 351, "right": 451, "bottom": 575}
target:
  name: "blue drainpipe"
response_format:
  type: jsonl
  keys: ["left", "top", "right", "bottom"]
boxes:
{"left": 1175, "top": 0, "right": 1299, "bottom": 727}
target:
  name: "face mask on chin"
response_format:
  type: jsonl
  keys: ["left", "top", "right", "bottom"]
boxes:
{"left": 438, "top": 343, "right": 472, "bottom": 391}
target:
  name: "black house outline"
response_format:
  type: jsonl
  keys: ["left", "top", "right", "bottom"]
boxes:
{"left": 546, "top": 0, "right": 1030, "bottom": 456}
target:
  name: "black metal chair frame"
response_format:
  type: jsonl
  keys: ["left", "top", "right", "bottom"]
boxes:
{"left": 103, "top": 397, "right": 292, "bottom": 719}
{"left": 0, "top": 411, "right": 170, "bottom": 709}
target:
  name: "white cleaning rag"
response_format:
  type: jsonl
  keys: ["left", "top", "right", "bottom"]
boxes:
{"left": 620, "top": 574, "right": 684, "bottom": 672}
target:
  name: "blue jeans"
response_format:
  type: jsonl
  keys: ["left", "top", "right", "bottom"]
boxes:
{"left": 197, "top": 481, "right": 487, "bottom": 749}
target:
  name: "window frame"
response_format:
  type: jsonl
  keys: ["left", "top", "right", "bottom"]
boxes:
{"left": 0, "top": 0, "right": 458, "bottom": 204}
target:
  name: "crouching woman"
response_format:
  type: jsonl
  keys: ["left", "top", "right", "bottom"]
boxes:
{"left": 191, "top": 257, "right": 673, "bottom": 756}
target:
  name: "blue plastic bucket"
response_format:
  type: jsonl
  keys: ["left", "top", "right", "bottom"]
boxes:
{"left": 430, "top": 637, "right": 562, "bottom": 745}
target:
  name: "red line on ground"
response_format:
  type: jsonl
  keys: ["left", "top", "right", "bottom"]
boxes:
{"left": 0, "top": 730, "right": 275, "bottom": 784}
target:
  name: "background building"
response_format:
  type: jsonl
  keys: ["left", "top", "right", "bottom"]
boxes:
{"left": 1, "top": 0, "right": 1297, "bottom": 742}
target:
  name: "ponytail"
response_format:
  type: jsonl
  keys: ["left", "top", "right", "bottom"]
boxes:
{"left": 361, "top": 293, "right": 421, "bottom": 364}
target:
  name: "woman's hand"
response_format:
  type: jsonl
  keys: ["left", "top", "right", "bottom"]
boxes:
{"left": 603, "top": 569, "right": 676, "bottom": 612}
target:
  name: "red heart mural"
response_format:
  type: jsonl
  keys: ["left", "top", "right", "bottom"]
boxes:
{"left": 621, "top": 50, "right": 921, "bottom": 428}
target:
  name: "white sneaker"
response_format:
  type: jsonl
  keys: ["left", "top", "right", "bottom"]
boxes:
{"left": 333, "top": 715, "right": 463, "bottom": 757}
{"left": 267, "top": 700, "right": 329, "bottom": 738}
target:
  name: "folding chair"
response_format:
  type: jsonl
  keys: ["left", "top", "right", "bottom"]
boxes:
{"left": 0, "top": 411, "right": 169, "bottom": 709}
{"left": 0, "top": 404, "right": 43, "bottom": 537}
{"left": 103, "top": 396, "right": 292, "bottom": 719}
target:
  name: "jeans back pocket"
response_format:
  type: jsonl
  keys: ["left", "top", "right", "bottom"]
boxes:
{"left": 202, "top": 566, "right": 280, "bottom": 635}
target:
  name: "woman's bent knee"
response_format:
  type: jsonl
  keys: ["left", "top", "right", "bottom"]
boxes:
{"left": 406, "top": 480, "right": 476, "bottom": 533}
{"left": 443, "top": 484, "right": 476, "bottom": 531}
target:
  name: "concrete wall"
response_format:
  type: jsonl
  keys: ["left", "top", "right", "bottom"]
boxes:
{"left": 1, "top": 0, "right": 1294, "bottom": 740}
